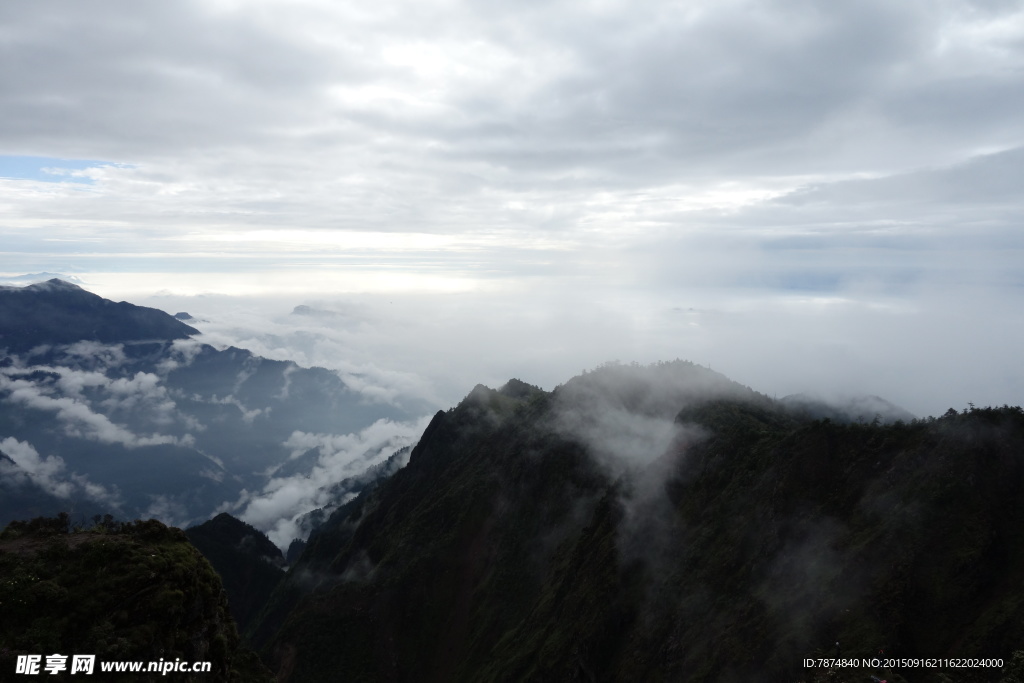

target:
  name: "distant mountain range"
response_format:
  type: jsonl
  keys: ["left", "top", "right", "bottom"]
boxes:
{"left": 0, "top": 279, "right": 427, "bottom": 540}
{"left": 0, "top": 278, "right": 198, "bottom": 353}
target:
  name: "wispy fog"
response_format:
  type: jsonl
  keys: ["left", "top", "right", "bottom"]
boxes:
{"left": 225, "top": 415, "right": 432, "bottom": 549}
{"left": 0, "top": 436, "right": 119, "bottom": 506}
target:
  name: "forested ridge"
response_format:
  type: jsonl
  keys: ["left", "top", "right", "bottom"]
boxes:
{"left": 246, "top": 362, "right": 1024, "bottom": 683}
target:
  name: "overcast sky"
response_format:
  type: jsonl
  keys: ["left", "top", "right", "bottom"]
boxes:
{"left": 1, "top": 0, "right": 1022, "bottom": 416}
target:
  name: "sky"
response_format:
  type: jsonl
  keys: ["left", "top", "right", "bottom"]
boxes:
{"left": 1, "top": 0, "right": 1023, "bottom": 416}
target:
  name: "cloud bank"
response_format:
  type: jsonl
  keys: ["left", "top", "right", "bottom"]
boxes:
{"left": 0, "top": 0, "right": 1018, "bottom": 419}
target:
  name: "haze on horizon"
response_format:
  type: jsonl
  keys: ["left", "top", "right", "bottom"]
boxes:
{"left": 1, "top": 0, "right": 1022, "bottom": 417}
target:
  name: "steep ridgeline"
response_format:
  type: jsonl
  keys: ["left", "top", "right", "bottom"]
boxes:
{"left": 285, "top": 445, "right": 414, "bottom": 544}
{"left": 182, "top": 452, "right": 415, "bottom": 645}
{"left": 253, "top": 361, "right": 1024, "bottom": 683}
{"left": 0, "top": 279, "right": 423, "bottom": 529}
{"left": 0, "top": 516, "right": 273, "bottom": 682}
{"left": 185, "top": 514, "right": 287, "bottom": 637}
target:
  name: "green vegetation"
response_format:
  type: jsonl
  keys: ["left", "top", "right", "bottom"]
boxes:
{"left": 0, "top": 516, "right": 273, "bottom": 682}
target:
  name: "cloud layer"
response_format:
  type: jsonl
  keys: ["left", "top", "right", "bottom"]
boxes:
{"left": 0, "top": 0, "right": 1020, "bottom": 415}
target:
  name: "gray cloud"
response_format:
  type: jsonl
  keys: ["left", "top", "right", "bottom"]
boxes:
{"left": 153, "top": 339, "right": 205, "bottom": 375}
{"left": 0, "top": 0, "right": 1020, "bottom": 418}
{"left": 3, "top": 1, "right": 1021, "bottom": 213}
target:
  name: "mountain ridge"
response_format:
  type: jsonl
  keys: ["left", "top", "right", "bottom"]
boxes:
{"left": 0, "top": 278, "right": 199, "bottom": 354}
{"left": 250, "top": 363, "right": 1024, "bottom": 683}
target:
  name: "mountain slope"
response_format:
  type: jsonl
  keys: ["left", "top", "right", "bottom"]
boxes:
{"left": 254, "top": 362, "right": 1024, "bottom": 683}
{"left": 0, "top": 279, "right": 198, "bottom": 353}
{"left": 185, "top": 513, "right": 286, "bottom": 635}
{"left": 780, "top": 392, "right": 917, "bottom": 424}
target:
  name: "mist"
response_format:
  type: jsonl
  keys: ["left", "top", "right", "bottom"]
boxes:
{"left": 129, "top": 279, "right": 1023, "bottom": 421}
{"left": 0, "top": 436, "right": 119, "bottom": 506}
{"left": 227, "top": 415, "right": 432, "bottom": 549}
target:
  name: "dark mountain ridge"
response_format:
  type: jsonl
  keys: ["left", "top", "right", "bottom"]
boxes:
{"left": 0, "top": 279, "right": 198, "bottom": 353}
{"left": 185, "top": 513, "right": 287, "bottom": 636}
{"left": 249, "top": 361, "right": 1024, "bottom": 683}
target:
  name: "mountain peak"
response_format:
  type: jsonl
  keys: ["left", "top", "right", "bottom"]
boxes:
{"left": 0, "top": 273, "right": 87, "bottom": 288}
{"left": 0, "top": 277, "right": 82, "bottom": 294}
{"left": 26, "top": 277, "right": 83, "bottom": 292}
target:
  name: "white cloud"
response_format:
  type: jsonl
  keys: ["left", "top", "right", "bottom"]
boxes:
{"left": 237, "top": 415, "right": 432, "bottom": 548}
{"left": 0, "top": 436, "right": 119, "bottom": 505}
{"left": 550, "top": 362, "right": 729, "bottom": 474}
{"left": 61, "top": 341, "right": 128, "bottom": 368}
{"left": 0, "top": 436, "right": 71, "bottom": 497}
{"left": 40, "top": 365, "right": 180, "bottom": 424}
{"left": 154, "top": 339, "right": 205, "bottom": 374}
{"left": 0, "top": 369, "right": 188, "bottom": 449}
{"left": 0, "top": 0, "right": 1019, "bottom": 419}
{"left": 198, "top": 394, "right": 268, "bottom": 424}
{"left": 144, "top": 493, "right": 190, "bottom": 526}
